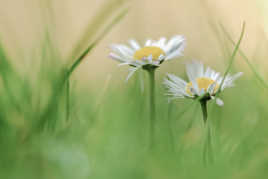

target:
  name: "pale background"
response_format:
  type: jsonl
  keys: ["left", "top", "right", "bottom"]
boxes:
{"left": 0, "top": 0, "right": 267, "bottom": 87}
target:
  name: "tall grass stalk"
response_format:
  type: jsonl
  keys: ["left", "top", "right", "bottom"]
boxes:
{"left": 64, "top": 8, "right": 128, "bottom": 122}
{"left": 67, "top": 0, "right": 129, "bottom": 63}
{"left": 218, "top": 22, "right": 245, "bottom": 92}
{"left": 167, "top": 101, "right": 175, "bottom": 151}
{"left": 219, "top": 23, "right": 268, "bottom": 89}
{"left": 66, "top": 78, "right": 70, "bottom": 121}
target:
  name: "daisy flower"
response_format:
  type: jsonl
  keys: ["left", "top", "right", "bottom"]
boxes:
{"left": 109, "top": 36, "right": 185, "bottom": 80}
{"left": 164, "top": 61, "right": 243, "bottom": 107}
{"left": 109, "top": 36, "right": 185, "bottom": 148}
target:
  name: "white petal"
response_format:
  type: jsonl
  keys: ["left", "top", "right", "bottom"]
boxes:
{"left": 198, "top": 62, "right": 204, "bottom": 77}
{"left": 118, "top": 62, "right": 130, "bottom": 66}
{"left": 158, "top": 54, "right": 165, "bottom": 61}
{"left": 232, "top": 72, "right": 244, "bottom": 80}
{"left": 165, "top": 50, "right": 183, "bottom": 61}
{"left": 216, "top": 98, "right": 224, "bottom": 106}
{"left": 221, "top": 72, "right": 243, "bottom": 90}
{"left": 109, "top": 53, "right": 127, "bottom": 63}
{"left": 212, "top": 72, "right": 221, "bottom": 81}
{"left": 148, "top": 54, "right": 153, "bottom": 62}
{"left": 164, "top": 35, "right": 185, "bottom": 51}
{"left": 191, "top": 79, "right": 200, "bottom": 96}
{"left": 158, "top": 37, "right": 167, "bottom": 48}
{"left": 129, "top": 60, "right": 144, "bottom": 67}
{"left": 166, "top": 74, "right": 188, "bottom": 88}
{"left": 190, "top": 86, "right": 199, "bottom": 96}
{"left": 128, "top": 39, "right": 141, "bottom": 50}
{"left": 145, "top": 39, "right": 152, "bottom": 46}
{"left": 204, "top": 67, "right": 212, "bottom": 78}
{"left": 126, "top": 67, "right": 139, "bottom": 82}
{"left": 164, "top": 74, "right": 190, "bottom": 98}
{"left": 110, "top": 44, "right": 134, "bottom": 59}
{"left": 208, "top": 82, "right": 217, "bottom": 95}
{"left": 186, "top": 61, "right": 204, "bottom": 82}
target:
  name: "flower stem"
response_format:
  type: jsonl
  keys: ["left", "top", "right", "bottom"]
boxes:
{"left": 148, "top": 68, "right": 156, "bottom": 148}
{"left": 200, "top": 100, "right": 214, "bottom": 165}
{"left": 200, "top": 100, "right": 208, "bottom": 124}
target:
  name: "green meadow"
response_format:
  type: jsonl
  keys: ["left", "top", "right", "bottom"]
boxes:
{"left": 0, "top": 0, "right": 268, "bottom": 178}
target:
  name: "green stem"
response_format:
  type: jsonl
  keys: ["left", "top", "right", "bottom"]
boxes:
{"left": 200, "top": 100, "right": 208, "bottom": 124}
{"left": 200, "top": 100, "right": 214, "bottom": 165}
{"left": 148, "top": 68, "right": 156, "bottom": 148}
{"left": 66, "top": 78, "right": 70, "bottom": 121}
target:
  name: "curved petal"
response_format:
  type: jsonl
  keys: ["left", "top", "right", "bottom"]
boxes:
{"left": 186, "top": 61, "right": 204, "bottom": 82}
{"left": 163, "top": 74, "right": 191, "bottom": 98}
{"left": 110, "top": 44, "right": 134, "bottom": 59}
{"left": 221, "top": 72, "right": 243, "bottom": 90}
{"left": 126, "top": 67, "right": 139, "bottom": 81}
{"left": 164, "top": 35, "right": 186, "bottom": 54}
{"left": 128, "top": 39, "right": 141, "bottom": 50}
{"left": 216, "top": 98, "right": 224, "bottom": 106}
{"left": 109, "top": 53, "right": 128, "bottom": 63}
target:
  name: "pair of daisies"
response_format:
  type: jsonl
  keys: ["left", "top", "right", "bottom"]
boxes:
{"left": 109, "top": 36, "right": 243, "bottom": 106}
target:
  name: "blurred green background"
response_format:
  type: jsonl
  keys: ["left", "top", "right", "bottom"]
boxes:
{"left": 0, "top": 0, "right": 268, "bottom": 179}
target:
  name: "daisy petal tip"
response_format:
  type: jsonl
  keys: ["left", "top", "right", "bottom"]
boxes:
{"left": 216, "top": 98, "right": 224, "bottom": 106}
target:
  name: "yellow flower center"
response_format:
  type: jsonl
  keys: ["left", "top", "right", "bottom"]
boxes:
{"left": 133, "top": 46, "right": 165, "bottom": 61}
{"left": 186, "top": 77, "right": 219, "bottom": 95}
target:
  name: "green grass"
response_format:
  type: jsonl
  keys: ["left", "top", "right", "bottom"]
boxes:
{"left": 1, "top": 1, "right": 268, "bottom": 179}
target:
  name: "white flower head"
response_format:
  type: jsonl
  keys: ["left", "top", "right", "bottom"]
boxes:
{"left": 163, "top": 60, "right": 243, "bottom": 106}
{"left": 109, "top": 36, "right": 186, "bottom": 80}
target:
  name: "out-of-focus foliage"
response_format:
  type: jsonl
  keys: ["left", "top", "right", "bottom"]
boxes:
{"left": 0, "top": 0, "right": 268, "bottom": 179}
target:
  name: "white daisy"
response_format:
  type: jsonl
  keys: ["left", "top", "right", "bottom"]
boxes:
{"left": 164, "top": 61, "right": 243, "bottom": 106}
{"left": 109, "top": 36, "right": 186, "bottom": 80}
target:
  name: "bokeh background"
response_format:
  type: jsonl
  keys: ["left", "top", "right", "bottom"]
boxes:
{"left": 1, "top": 1, "right": 268, "bottom": 179}
{"left": 0, "top": 0, "right": 267, "bottom": 88}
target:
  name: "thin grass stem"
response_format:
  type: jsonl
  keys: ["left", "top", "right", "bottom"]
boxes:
{"left": 218, "top": 22, "right": 245, "bottom": 93}
{"left": 219, "top": 23, "right": 268, "bottom": 89}
{"left": 66, "top": 8, "right": 128, "bottom": 81}
{"left": 218, "top": 22, "right": 246, "bottom": 93}
{"left": 60, "top": 9, "right": 128, "bottom": 127}
{"left": 66, "top": 78, "right": 70, "bottom": 121}
{"left": 167, "top": 101, "right": 175, "bottom": 151}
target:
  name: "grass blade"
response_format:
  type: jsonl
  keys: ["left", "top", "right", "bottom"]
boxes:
{"left": 218, "top": 22, "right": 246, "bottom": 92}
{"left": 67, "top": 0, "right": 130, "bottom": 63}
{"left": 66, "top": 8, "right": 129, "bottom": 79}
{"left": 219, "top": 23, "right": 268, "bottom": 89}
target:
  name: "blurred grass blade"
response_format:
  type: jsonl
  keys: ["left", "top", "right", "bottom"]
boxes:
{"left": 218, "top": 22, "right": 246, "bottom": 92}
{"left": 64, "top": 8, "right": 128, "bottom": 124}
{"left": 68, "top": 0, "right": 130, "bottom": 63}
{"left": 66, "top": 8, "right": 128, "bottom": 79}
{"left": 219, "top": 23, "right": 268, "bottom": 89}
{"left": 35, "top": 8, "right": 128, "bottom": 133}
{"left": 175, "top": 100, "right": 198, "bottom": 120}
{"left": 200, "top": 3, "right": 232, "bottom": 59}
